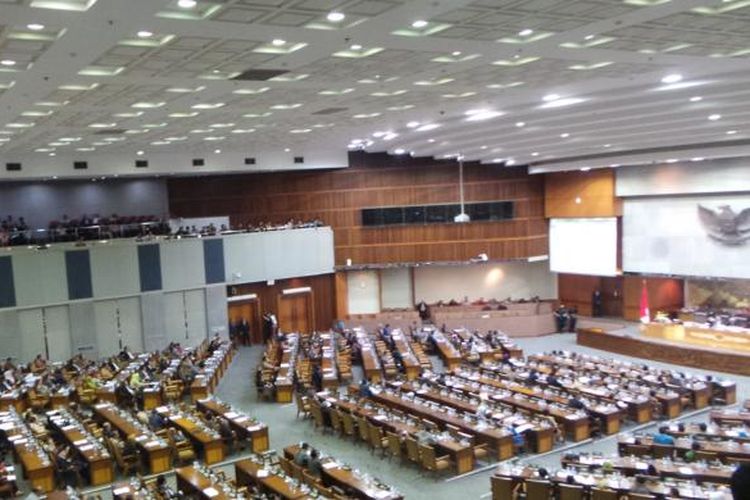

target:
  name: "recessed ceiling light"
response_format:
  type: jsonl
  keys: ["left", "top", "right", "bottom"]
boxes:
{"left": 214, "top": 149, "right": 221, "bottom": 154}
{"left": 691, "top": 157, "right": 704, "bottom": 162}
{"left": 518, "top": 29, "right": 534, "bottom": 36}
{"left": 516, "top": 122, "right": 525, "bottom": 127}
{"left": 326, "top": 11, "right": 345, "bottom": 22}
{"left": 177, "top": 0, "right": 196, "bottom": 8}
{"left": 412, "top": 20, "right": 428, "bottom": 28}
{"left": 560, "top": 133, "right": 570, "bottom": 138}
{"left": 272, "top": 39, "right": 286, "bottom": 46}
{"left": 415, "top": 123, "right": 440, "bottom": 132}
{"left": 542, "top": 93, "right": 560, "bottom": 102}
{"left": 708, "top": 114, "right": 721, "bottom": 121}
{"left": 727, "top": 130, "right": 738, "bottom": 135}
{"left": 603, "top": 144, "right": 612, "bottom": 148}
{"left": 27, "top": 23, "right": 45, "bottom": 31}
{"left": 690, "top": 96, "right": 702, "bottom": 102}
{"left": 350, "top": 44, "right": 362, "bottom": 50}
{"left": 452, "top": 51, "right": 462, "bottom": 56}
{"left": 531, "top": 152, "right": 539, "bottom": 156}
{"left": 0, "top": 60, "right": 16, "bottom": 66}
{"left": 137, "top": 31, "right": 153, "bottom": 38}
{"left": 506, "top": 159, "right": 516, "bottom": 166}
{"left": 406, "top": 121, "right": 420, "bottom": 128}
{"left": 661, "top": 73, "right": 683, "bottom": 84}
{"left": 137, "top": 150, "right": 144, "bottom": 156}
{"left": 427, "top": 138, "right": 435, "bottom": 143}
{"left": 464, "top": 109, "right": 504, "bottom": 121}
{"left": 665, "top": 158, "right": 679, "bottom": 163}
{"left": 580, "top": 167, "right": 591, "bottom": 172}
{"left": 394, "top": 148, "right": 406, "bottom": 154}
{"left": 584, "top": 34, "right": 595, "bottom": 40}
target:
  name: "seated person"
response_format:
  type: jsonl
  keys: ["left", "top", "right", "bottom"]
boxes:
{"left": 148, "top": 409, "right": 165, "bottom": 430}
{"left": 653, "top": 426, "right": 675, "bottom": 445}
{"left": 294, "top": 442, "right": 311, "bottom": 467}
{"left": 308, "top": 449, "right": 323, "bottom": 477}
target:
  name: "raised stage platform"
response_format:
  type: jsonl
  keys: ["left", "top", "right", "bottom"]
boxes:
{"left": 577, "top": 326, "right": 750, "bottom": 377}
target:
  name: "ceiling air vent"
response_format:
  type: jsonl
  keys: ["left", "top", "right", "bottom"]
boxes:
{"left": 5, "top": 162, "right": 21, "bottom": 172}
{"left": 73, "top": 161, "right": 88, "bottom": 170}
{"left": 244, "top": 157, "right": 256, "bottom": 165}
{"left": 232, "top": 69, "right": 288, "bottom": 81}
{"left": 312, "top": 107, "right": 348, "bottom": 115}
{"left": 93, "top": 129, "right": 127, "bottom": 135}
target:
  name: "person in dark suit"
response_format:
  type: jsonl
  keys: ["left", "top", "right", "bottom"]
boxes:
{"left": 592, "top": 290, "right": 602, "bottom": 317}
{"left": 240, "top": 318, "right": 250, "bottom": 345}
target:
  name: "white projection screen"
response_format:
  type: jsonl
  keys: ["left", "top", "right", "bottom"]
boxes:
{"left": 623, "top": 195, "right": 750, "bottom": 279}
{"left": 550, "top": 218, "right": 618, "bottom": 276}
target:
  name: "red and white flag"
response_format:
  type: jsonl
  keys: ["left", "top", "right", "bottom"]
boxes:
{"left": 639, "top": 280, "right": 650, "bottom": 324}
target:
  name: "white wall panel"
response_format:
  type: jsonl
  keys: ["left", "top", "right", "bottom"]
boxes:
{"left": 185, "top": 289, "right": 207, "bottom": 347}
{"left": 94, "top": 301, "right": 120, "bottom": 358}
{"left": 69, "top": 302, "right": 98, "bottom": 359}
{"left": 90, "top": 244, "right": 139, "bottom": 298}
{"left": 224, "top": 234, "right": 267, "bottom": 284}
{"left": 380, "top": 268, "right": 413, "bottom": 309}
{"left": 623, "top": 195, "right": 750, "bottom": 278}
{"left": 13, "top": 251, "right": 68, "bottom": 307}
{"left": 414, "top": 261, "right": 557, "bottom": 304}
{"left": 160, "top": 239, "right": 204, "bottom": 291}
{"left": 18, "top": 309, "right": 46, "bottom": 362}
{"left": 164, "top": 291, "right": 188, "bottom": 344}
{"left": 45, "top": 306, "right": 71, "bottom": 362}
{"left": 617, "top": 159, "right": 750, "bottom": 197}
{"left": 347, "top": 271, "right": 380, "bottom": 314}
{"left": 141, "top": 293, "right": 167, "bottom": 352}
{"left": 205, "top": 285, "right": 228, "bottom": 338}
{"left": 119, "top": 297, "right": 144, "bottom": 352}
{"left": 0, "top": 310, "right": 21, "bottom": 362}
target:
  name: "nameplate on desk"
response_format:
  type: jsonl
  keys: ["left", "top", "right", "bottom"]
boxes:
{"left": 234, "top": 416, "right": 248, "bottom": 424}
{"left": 322, "top": 462, "right": 337, "bottom": 470}
{"left": 74, "top": 439, "right": 87, "bottom": 446}
{"left": 246, "top": 424, "right": 262, "bottom": 432}
{"left": 79, "top": 444, "right": 94, "bottom": 451}
{"left": 256, "top": 469, "right": 269, "bottom": 478}
{"left": 225, "top": 411, "right": 239, "bottom": 419}
{"left": 203, "top": 487, "right": 220, "bottom": 497}
{"left": 145, "top": 440, "right": 160, "bottom": 448}
{"left": 113, "top": 487, "right": 130, "bottom": 495}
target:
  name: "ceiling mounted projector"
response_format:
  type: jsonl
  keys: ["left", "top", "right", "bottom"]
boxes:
{"left": 454, "top": 212, "right": 470, "bottom": 223}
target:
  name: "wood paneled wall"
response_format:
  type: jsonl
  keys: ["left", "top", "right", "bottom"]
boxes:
{"left": 545, "top": 169, "right": 622, "bottom": 218}
{"left": 168, "top": 152, "right": 548, "bottom": 266}
{"left": 623, "top": 276, "right": 684, "bottom": 321}
{"left": 227, "top": 273, "right": 336, "bottom": 332}
{"left": 557, "top": 274, "right": 623, "bottom": 317}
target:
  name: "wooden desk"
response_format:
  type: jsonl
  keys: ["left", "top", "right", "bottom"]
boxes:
{"left": 47, "top": 411, "right": 113, "bottom": 486}
{"left": 235, "top": 459, "right": 311, "bottom": 499}
{"left": 431, "top": 332, "right": 462, "bottom": 371}
{"left": 196, "top": 398, "right": 269, "bottom": 453}
{"left": 365, "top": 389, "right": 517, "bottom": 460}
{"left": 93, "top": 403, "right": 171, "bottom": 474}
{"left": 284, "top": 445, "right": 402, "bottom": 500}
{"left": 13, "top": 439, "right": 55, "bottom": 492}
{"left": 329, "top": 395, "right": 478, "bottom": 472}
{"left": 166, "top": 414, "right": 224, "bottom": 465}
{"left": 562, "top": 455, "right": 734, "bottom": 484}
{"left": 175, "top": 466, "right": 231, "bottom": 499}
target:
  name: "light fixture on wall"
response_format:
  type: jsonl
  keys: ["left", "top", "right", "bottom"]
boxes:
{"left": 454, "top": 153, "right": 470, "bottom": 223}
{"left": 282, "top": 286, "right": 312, "bottom": 295}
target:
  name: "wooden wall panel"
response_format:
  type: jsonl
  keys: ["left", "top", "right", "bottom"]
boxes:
{"left": 227, "top": 274, "right": 335, "bottom": 332}
{"left": 168, "top": 152, "right": 548, "bottom": 266}
{"left": 623, "top": 276, "right": 684, "bottom": 321}
{"left": 558, "top": 274, "right": 623, "bottom": 317}
{"left": 545, "top": 169, "right": 622, "bottom": 218}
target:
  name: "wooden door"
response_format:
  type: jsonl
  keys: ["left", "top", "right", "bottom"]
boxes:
{"left": 228, "top": 299, "right": 261, "bottom": 344}
{"left": 277, "top": 293, "right": 313, "bottom": 334}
